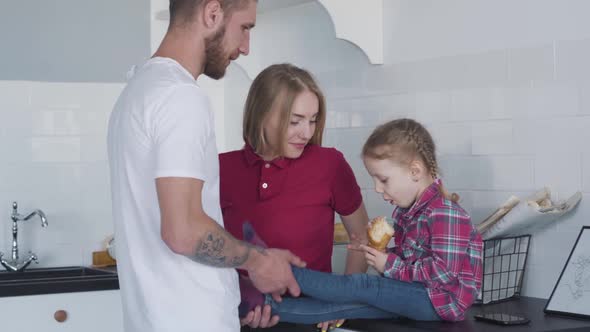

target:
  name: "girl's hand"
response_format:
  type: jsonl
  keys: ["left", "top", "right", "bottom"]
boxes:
{"left": 359, "top": 245, "right": 388, "bottom": 274}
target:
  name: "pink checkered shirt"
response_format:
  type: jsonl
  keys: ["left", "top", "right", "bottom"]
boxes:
{"left": 383, "top": 179, "right": 483, "bottom": 321}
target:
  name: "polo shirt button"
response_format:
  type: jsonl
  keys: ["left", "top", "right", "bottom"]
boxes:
{"left": 262, "top": 183, "right": 268, "bottom": 189}
{"left": 265, "top": 163, "right": 270, "bottom": 168}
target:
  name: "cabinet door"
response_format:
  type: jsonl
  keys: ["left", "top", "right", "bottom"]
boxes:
{"left": 0, "top": 290, "right": 123, "bottom": 332}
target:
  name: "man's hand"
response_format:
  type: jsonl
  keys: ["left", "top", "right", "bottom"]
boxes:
{"left": 248, "top": 248, "right": 306, "bottom": 302}
{"left": 359, "top": 245, "right": 388, "bottom": 274}
{"left": 240, "top": 305, "right": 279, "bottom": 328}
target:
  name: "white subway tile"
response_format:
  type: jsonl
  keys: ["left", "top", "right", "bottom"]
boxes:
{"left": 508, "top": 44, "right": 555, "bottom": 83}
{"left": 415, "top": 91, "right": 452, "bottom": 124}
{"left": 439, "top": 155, "right": 534, "bottom": 191}
{"left": 471, "top": 120, "right": 514, "bottom": 155}
{"left": 429, "top": 122, "right": 472, "bottom": 155}
{"left": 364, "top": 64, "right": 411, "bottom": 94}
{"left": 450, "top": 50, "right": 508, "bottom": 89}
{"left": 31, "top": 137, "right": 81, "bottom": 162}
{"left": 316, "top": 69, "right": 366, "bottom": 99}
{"left": 583, "top": 154, "right": 590, "bottom": 193}
{"left": 328, "top": 98, "right": 362, "bottom": 113}
{"left": 555, "top": 38, "right": 590, "bottom": 81}
{"left": 526, "top": 81, "right": 579, "bottom": 118}
{"left": 0, "top": 137, "right": 32, "bottom": 163}
{"left": 534, "top": 153, "right": 582, "bottom": 195}
{"left": 0, "top": 107, "right": 33, "bottom": 137}
{"left": 32, "top": 108, "right": 81, "bottom": 136}
{"left": 80, "top": 163, "right": 112, "bottom": 214}
{"left": 452, "top": 88, "right": 510, "bottom": 121}
{"left": 504, "top": 82, "right": 578, "bottom": 119}
{"left": 350, "top": 110, "right": 380, "bottom": 128}
{"left": 0, "top": 81, "right": 31, "bottom": 108}
{"left": 513, "top": 117, "right": 590, "bottom": 154}
{"left": 331, "top": 128, "right": 373, "bottom": 189}
{"left": 580, "top": 82, "right": 590, "bottom": 115}
{"left": 31, "top": 82, "right": 85, "bottom": 109}
{"left": 80, "top": 136, "right": 108, "bottom": 163}
{"left": 322, "top": 129, "right": 338, "bottom": 148}
{"left": 375, "top": 94, "right": 416, "bottom": 123}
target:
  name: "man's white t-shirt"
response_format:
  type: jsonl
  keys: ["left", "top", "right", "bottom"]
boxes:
{"left": 107, "top": 57, "right": 240, "bottom": 332}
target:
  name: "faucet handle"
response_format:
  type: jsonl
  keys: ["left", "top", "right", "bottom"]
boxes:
{"left": 28, "top": 252, "right": 38, "bottom": 263}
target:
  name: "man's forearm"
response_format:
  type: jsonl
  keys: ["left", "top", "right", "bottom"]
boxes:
{"left": 188, "top": 219, "right": 265, "bottom": 269}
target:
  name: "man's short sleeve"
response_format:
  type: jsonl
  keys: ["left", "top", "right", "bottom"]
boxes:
{"left": 151, "top": 84, "right": 212, "bottom": 181}
{"left": 331, "top": 150, "right": 363, "bottom": 216}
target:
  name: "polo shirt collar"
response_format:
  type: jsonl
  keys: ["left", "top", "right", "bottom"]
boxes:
{"left": 243, "top": 144, "right": 291, "bottom": 169}
{"left": 401, "top": 178, "right": 443, "bottom": 219}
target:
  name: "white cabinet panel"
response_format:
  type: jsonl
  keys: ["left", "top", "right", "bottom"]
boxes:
{"left": 0, "top": 290, "right": 123, "bottom": 332}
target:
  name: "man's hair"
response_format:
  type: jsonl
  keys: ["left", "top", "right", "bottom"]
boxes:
{"left": 169, "top": 0, "right": 254, "bottom": 27}
{"left": 243, "top": 63, "right": 326, "bottom": 158}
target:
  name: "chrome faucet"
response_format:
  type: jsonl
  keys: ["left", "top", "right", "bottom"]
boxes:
{"left": 0, "top": 202, "right": 48, "bottom": 272}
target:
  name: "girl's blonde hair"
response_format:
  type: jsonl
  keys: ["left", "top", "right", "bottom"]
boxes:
{"left": 362, "top": 118, "right": 459, "bottom": 202}
{"left": 243, "top": 63, "right": 326, "bottom": 157}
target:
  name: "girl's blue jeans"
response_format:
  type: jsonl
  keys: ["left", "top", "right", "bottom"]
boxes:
{"left": 266, "top": 267, "right": 441, "bottom": 324}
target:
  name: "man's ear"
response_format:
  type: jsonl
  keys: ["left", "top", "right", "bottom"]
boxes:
{"left": 201, "top": 0, "right": 224, "bottom": 30}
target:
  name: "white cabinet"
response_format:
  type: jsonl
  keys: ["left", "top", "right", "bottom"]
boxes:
{"left": 0, "top": 290, "right": 123, "bottom": 332}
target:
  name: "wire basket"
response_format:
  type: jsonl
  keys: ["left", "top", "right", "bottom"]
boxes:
{"left": 477, "top": 234, "right": 531, "bottom": 304}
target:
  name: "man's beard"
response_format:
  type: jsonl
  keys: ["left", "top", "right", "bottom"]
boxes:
{"left": 204, "top": 25, "right": 229, "bottom": 80}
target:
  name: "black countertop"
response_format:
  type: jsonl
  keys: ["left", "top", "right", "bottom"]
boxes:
{"left": 244, "top": 297, "right": 590, "bottom": 332}
{"left": 0, "top": 266, "right": 119, "bottom": 297}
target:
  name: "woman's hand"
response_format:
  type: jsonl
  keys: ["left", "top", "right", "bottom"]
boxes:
{"left": 240, "top": 305, "right": 279, "bottom": 328}
{"left": 317, "top": 319, "right": 345, "bottom": 332}
{"left": 359, "top": 245, "right": 388, "bottom": 274}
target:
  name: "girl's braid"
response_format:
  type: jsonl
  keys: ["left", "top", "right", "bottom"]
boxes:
{"left": 406, "top": 124, "right": 438, "bottom": 179}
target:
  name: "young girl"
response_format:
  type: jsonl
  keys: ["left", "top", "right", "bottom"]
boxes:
{"left": 239, "top": 118, "right": 483, "bottom": 327}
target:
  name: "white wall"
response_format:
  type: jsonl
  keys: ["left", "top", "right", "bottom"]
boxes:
{"left": 0, "top": 81, "right": 124, "bottom": 267}
{"left": 0, "top": 1, "right": 149, "bottom": 82}
{"left": 224, "top": 0, "right": 590, "bottom": 299}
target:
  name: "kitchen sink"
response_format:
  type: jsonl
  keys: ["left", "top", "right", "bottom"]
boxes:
{"left": 0, "top": 266, "right": 119, "bottom": 297}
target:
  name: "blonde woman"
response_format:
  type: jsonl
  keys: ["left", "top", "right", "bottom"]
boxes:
{"left": 220, "top": 63, "right": 370, "bottom": 330}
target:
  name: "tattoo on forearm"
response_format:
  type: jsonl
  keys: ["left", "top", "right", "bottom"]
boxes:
{"left": 192, "top": 232, "right": 265, "bottom": 268}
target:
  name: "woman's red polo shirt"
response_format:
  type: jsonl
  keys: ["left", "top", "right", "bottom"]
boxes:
{"left": 219, "top": 144, "right": 362, "bottom": 272}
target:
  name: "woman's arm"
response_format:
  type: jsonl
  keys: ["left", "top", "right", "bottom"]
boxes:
{"left": 340, "top": 203, "right": 370, "bottom": 274}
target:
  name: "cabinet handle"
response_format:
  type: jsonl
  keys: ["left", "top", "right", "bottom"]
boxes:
{"left": 54, "top": 310, "right": 68, "bottom": 323}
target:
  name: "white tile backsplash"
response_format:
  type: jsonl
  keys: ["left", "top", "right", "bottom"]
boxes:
{"left": 555, "top": 38, "right": 590, "bottom": 82}
{"left": 508, "top": 44, "right": 555, "bottom": 83}
{"left": 429, "top": 123, "right": 472, "bottom": 155}
{"left": 0, "top": 81, "right": 122, "bottom": 267}
{"left": 414, "top": 91, "right": 452, "bottom": 124}
{"left": 582, "top": 154, "right": 590, "bottom": 194}
{"left": 31, "top": 137, "right": 81, "bottom": 163}
{"left": 471, "top": 120, "right": 514, "bottom": 155}
{"left": 534, "top": 153, "right": 583, "bottom": 195}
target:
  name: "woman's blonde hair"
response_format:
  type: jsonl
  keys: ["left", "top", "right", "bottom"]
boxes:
{"left": 362, "top": 118, "right": 459, "bottom": 202}
{"left": 243, "top": 63, "right": 326, "bottom": 157}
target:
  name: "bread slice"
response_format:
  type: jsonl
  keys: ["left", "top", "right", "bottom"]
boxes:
{"left": 367, "top": 216, "right": 394, "bottom": 251}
